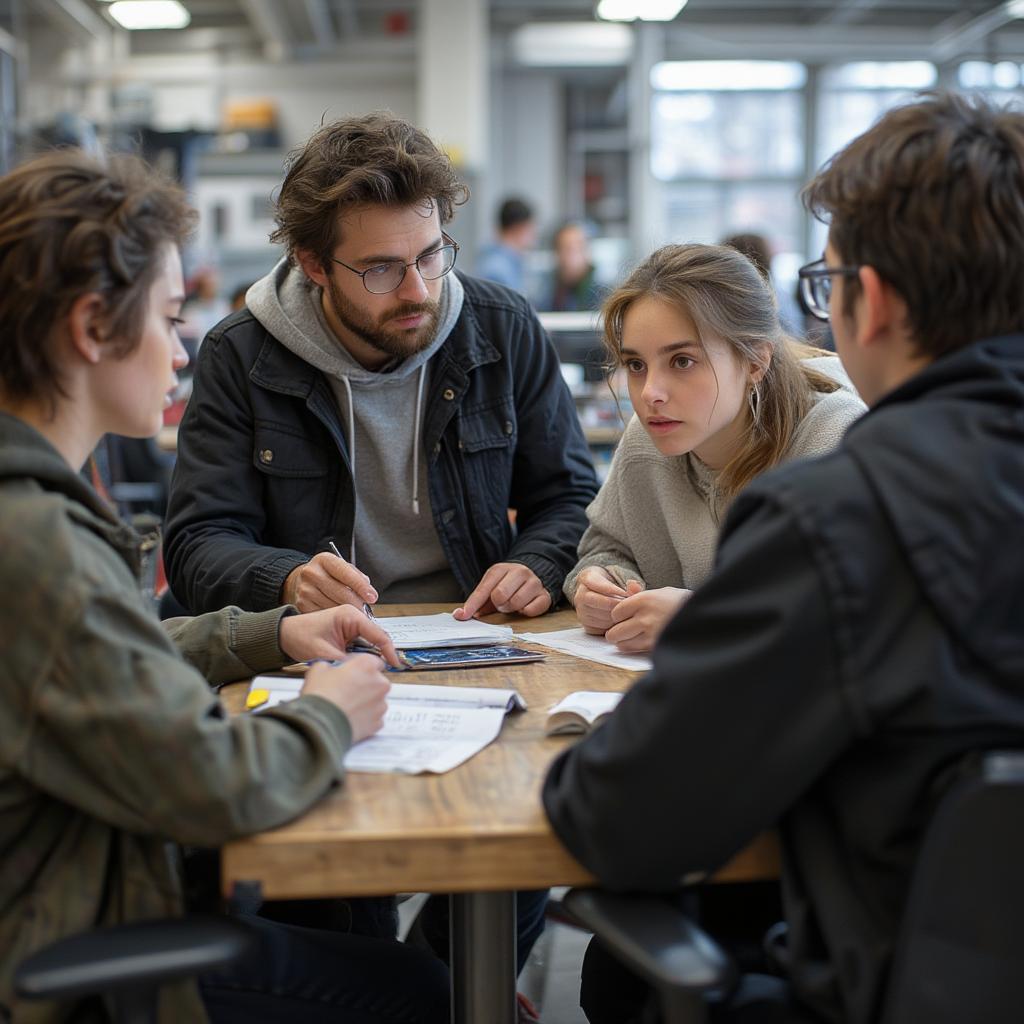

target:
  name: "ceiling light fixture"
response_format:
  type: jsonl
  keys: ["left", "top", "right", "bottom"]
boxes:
{"left": 107, "top": 1, "right": 191, "bottom": 30}
{"left": 513, "top": 22, "right": 633, "bottom": 66}
{"left": 1006, "top": 0, "right": 1024, "bottom": 17}
{"left": 597, "top": 0, "right": 687, "bottom": 21}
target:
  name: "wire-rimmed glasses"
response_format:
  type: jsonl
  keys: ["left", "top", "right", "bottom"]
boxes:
{"left": 330, "top": 232, "right": 459, "bottom": 295}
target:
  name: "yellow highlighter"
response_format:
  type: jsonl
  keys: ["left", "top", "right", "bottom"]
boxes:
{"left": 246, "top": 688, "right": 270, "bottom": 710}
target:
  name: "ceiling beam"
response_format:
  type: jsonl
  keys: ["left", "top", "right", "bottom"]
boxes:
{"left": 238, "top": 0, "right": 293, "bottom": 61}
{"left": 818, "top": 0, "right": 886, "bottom": 29}
{"left": 302, "top": 0, "right": 339, "bottom": 45}
{"left": 334, "top": 0, "right": 360, "bottom": 39}
{"left": 34, "top": 0, "right": 111, "bottom": 42}
{"left": 932, "top": 1, "right": 1024, "bottom": 61}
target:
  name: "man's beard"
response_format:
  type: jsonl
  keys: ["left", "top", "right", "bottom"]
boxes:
{"left": 326, "top": 275, "right": 441, "bottom": 360}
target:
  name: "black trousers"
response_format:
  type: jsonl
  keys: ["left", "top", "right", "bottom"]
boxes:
{"left": 581, "top": 938, "right": 822, "bottom": 1023}
{"left": 200, "top": 913, "right": 449, "bottom": 1024}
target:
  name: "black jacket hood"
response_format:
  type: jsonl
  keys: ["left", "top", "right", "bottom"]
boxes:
{"left": 844, "top": 334, "right": 1024, "bottom": 680}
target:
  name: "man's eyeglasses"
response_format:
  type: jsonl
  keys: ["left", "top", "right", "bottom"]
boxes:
{"left": 330, "top": 232, "right": 460, "bottom": 295}
{"left": 797, "top": 258, "right": 861, "bottom": 321}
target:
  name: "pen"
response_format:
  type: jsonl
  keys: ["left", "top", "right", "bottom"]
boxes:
{"left": 328, "top": 540, "right": 376, "bottom": 620}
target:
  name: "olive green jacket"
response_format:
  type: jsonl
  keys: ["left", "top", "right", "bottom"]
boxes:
{"left": 0, "top": 414, "right": 353, "bottom": 1023}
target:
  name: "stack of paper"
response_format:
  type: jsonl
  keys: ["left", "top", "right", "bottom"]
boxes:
{"left": 378, "top": 613, "right": 514, "bottom": 649}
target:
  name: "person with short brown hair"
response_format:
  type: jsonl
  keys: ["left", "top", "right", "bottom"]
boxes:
{"left": 162, "top": 111, "right": 583, "bottom": 976}
{"left": 0, "top": 147, "right": 450, "bottom": 1024}
{"left": 476, "top": 196, "right": 537, "bottom": 294}
{"left": 163, "top": 112, "right": 597, "bottom": 633}
{"left": 545, "top": 91, "right": 1024, "bottom": 1024}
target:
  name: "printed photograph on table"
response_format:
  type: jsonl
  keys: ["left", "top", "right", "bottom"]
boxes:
{"left": 399, "top": 645, "right": 546, "bottom": 670}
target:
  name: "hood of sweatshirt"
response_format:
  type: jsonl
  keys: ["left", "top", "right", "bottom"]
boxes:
{"left": 0, "top": 412, "right": 139, "bottom": 561}
{"left": 246, "top": 258, "right": 465, "bottom": 574}
{"left": 246, "top": 257, "right": 462, "bottom": 389}
{"left": 844, "top": 333, "right": 1024, "bottom": 681}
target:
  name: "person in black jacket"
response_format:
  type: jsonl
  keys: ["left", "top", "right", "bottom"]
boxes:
{"left": 544, "top": 91, "right": 1024, "bottom": 1024}
{"left": 163, "top": 113, "right": 597, "bottom": 622}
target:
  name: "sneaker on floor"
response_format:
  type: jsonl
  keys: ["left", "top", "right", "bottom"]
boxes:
{"left": 517, "top": 991, "right": 541, "bottom": 1022}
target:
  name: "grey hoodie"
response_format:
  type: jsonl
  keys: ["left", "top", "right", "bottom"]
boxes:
{"left": 247, "top": 259, "right": 465, "bottom": 602}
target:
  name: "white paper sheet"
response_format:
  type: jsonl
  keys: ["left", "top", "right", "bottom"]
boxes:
{"left": 515, "top": 627, "right": 653, "bottom": 672}
{"left": 343, "top": 706, "right": 510, "bottom": 774}
{"left": 377, "top": 613, "right": 515, "bottom": 649}
{"left": 245, "top": 676, "right": 525, "bottom": 774}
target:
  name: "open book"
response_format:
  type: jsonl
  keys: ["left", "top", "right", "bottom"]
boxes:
{"left": 246, "top": 676, "right": 526, "bottom": 774}
{"left": 545, "top": 691, "right": 624, "bottom": 736}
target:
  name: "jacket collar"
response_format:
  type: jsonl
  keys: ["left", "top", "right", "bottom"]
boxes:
{"left": 854, "top": 333, "right": 1024, "bottom": 424}
{"left": 0, "top": 412, "right": 139, "bottom": 560}
{"left": 248, "top": 272, "right": 501, "bottom": 396}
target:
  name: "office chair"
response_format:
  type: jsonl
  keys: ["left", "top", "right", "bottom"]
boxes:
{"left": 15, "top": 915, "right": 254, "bottom": 1024}
{"left": 563, "top": 749, "right": 1024, "bottom": 1024}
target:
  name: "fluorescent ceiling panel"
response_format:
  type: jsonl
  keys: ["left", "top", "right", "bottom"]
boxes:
{"left": 513, "top": 22, "right": 633, "bottom": 67}
{"left": 597, "top": 0, "right": 687, "bottom": 21}
{"left": 108, "top": 1, "right": 191, "bottom": 30}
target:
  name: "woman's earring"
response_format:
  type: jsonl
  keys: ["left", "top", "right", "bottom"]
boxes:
{"left": 748, "top": 382, "right": 762, "bottom": 427}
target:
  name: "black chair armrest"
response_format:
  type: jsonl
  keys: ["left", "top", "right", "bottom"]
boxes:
{"left": 562, "top": 888, "right": 736, "bottom": 1024}
{"left": 15, "top": 915, "right": 254, "bottom": 1003}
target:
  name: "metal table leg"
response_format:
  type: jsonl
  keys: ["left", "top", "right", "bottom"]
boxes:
{"left": 450, "top": 891, "right": 517, "bottom": 1024}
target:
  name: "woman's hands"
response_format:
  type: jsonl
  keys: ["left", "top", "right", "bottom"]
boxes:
{"left": 573, "top": 567, "right": 692, "bottom": 652}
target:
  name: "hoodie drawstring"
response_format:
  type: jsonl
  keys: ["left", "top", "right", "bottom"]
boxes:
{"left": 341, "top": 375, "right": 357, "bottom": 564}
{"left": 412, "top": 364, "right": 426, "bottom": 516}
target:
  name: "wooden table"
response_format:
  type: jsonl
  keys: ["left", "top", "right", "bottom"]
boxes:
{"left": 220, "top": 604, "right": 779, "bottom": 1023}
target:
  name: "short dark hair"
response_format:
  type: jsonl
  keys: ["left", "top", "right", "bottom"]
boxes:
{"left": 721, "top": 232, "right": 772, "bottom": 279}
{"left": 270, "top": 112, "right": 470, "bottom": 268}
{"left": 803, "top": 91, "right": 1024, "bottom": 357}
{"left": 0, "top": 149, "right": 195, "bottom": 407}
{"left": 498, "top": 197, "right": 533, "bottom": 231}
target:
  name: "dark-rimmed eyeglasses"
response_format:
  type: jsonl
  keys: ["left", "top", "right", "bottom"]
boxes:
{"left": 797, "top": 258, "right": 861, "bottom": 321}
{"left": 330, "top": 232, "right": 460, "bottom": 295}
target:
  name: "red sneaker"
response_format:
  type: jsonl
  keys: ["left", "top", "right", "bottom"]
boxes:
{"left": 516, "top": 991, "right": 541, "bottom": 1023}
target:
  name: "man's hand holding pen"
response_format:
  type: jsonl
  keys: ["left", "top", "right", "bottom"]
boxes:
{"left": 281, "top": 541, "right": 379, "bottom": 614}
{"left": 278, "top": 604, "right": 400, "bottom": 668}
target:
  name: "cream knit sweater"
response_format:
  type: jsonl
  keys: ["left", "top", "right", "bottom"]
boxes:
{"left": 564, "top": 355, "right": 866, "bottom": 601}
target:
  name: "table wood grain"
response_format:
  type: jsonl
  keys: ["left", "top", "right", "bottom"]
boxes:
{"left": 221, "top": 604, "right": 779, "bottom": 898}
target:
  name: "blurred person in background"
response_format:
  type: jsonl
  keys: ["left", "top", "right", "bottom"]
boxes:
{"left": 180, "top": 265, "right": 230, "bottom": 357}
{"left": 230, "top": 281, "right": 254, "bottom": 312}
{"left": 722, "top": 231, "right": 805, "bottom": 337}
{"left": 476, "top": 196, "right": 537, "bottom": 295}
{"left": 542, "top": 220, "right": 602, "bottom": 312}
{"left": 0, "top": 147, "right": 446, "bottom": 1024}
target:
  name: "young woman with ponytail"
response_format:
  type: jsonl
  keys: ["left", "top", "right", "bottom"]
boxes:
{"left": 564, "top": 242, "right": 865, "bottom": 651}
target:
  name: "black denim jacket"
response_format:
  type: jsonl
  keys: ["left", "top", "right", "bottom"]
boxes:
{"left": 163, "top": 273, "right": 599, "bottom": 614}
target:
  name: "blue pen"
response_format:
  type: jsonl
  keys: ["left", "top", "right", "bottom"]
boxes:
{"left": 328, "top": 540, "right": 376, "bottom": 620}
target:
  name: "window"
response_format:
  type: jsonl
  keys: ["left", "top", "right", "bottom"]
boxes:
{"left": 816, "top": 61, "right": 937, "bottom": 168}
{"left": 957, "top": 60, "right": 1024, "bottom": 104}
{"left": 810, "top": 61, "right": 938, "bottom": 255}
{"left": 649, "top": 60, "right": 807, "bottom": 283}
